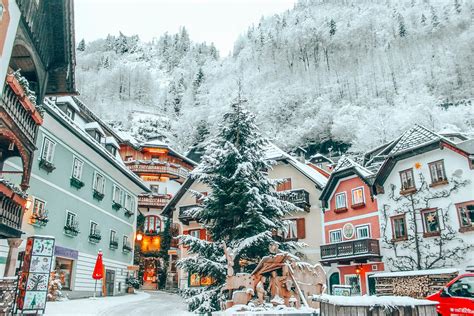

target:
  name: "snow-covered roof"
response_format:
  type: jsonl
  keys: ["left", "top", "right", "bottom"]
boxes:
{"left": 265, "top": 144, "right": 327, "bottom": 188}
{"left": 312, "top": 294, "right": 436, "bottom": 307}
{"left": 370, "top": 268, "right": 459, "bottom": 278}
{"left": 143, "top": 138, "right": 169, "bottom": 147}
{"left": 56, "top": 96, "right": 80, "bottom": 112}
{"left": 383, "top": 125, "right": 443, "bottom": 157}
{"left": 333, "top": 156, "right": 373, "bottom": 177}
{"left": 457, "top": 139, "right": 474, "bottom": 154}
{"left": 84, "top": 122, "right": 106, "bottom": 136}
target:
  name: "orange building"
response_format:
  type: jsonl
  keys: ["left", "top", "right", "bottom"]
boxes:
{"left": 119, "top": 137, "right": 196, "bottom": 289}
{"left": 319, "top": 157, "right": 384, "bottom": 295}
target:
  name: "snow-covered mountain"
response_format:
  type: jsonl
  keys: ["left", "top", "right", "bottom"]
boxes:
{"left": 75, "top": 0, "right": 474, "bottom": 154}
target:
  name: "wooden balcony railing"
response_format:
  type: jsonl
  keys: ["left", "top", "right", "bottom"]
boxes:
{"left": 126, "top": 163, "right": 190, "bottom": 179}
{"left": 320, "top": 238, "right": 380, "bottom": 263}
{"left": 279, "top": 189, "right": 311, "bottom": 211}
{"left": 1, "top": 83, "right": 39, "bottom": 145}
{"left": 178, "top": 205, "right": 201, "bottom": 224}
{"left": 138, "top": 194, "right": 171, "bottom": 208}
{"left": 0, "top": 183, "right": 26, "bottom": 238}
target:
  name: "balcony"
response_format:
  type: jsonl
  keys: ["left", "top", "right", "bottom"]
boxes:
{"left": 138, "top": 194, "right": 171, "bottom": 208}
{"left": 279, "top": 189, "right": 311, "bottom": 211}
{"left": 178, "top": 205, "right": 202, "bottom": 224}
{"left": 126, "top": 162, "right": 190, "bottom": 180}
{"left": 320, "top": 238, "right": 381, "bottom": 264}
{"left": 0, "top": 181, "right": 27, "bottom": 238}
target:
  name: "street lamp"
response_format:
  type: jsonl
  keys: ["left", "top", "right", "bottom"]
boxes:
{"left": 136, "top": 233, "right": 143, "bottom": 241}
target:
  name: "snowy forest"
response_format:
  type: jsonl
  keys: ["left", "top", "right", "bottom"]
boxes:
{"left": 75, "top": 0, "right": 474, "bottom": 155}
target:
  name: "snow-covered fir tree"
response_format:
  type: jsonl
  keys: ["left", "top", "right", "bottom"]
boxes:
{"left": 177, "top": 97, "right": 299, "bottom": 313}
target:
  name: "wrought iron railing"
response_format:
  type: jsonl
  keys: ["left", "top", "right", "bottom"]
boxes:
{"left": 279, "top": 189, "right": 311, "bottom": 211}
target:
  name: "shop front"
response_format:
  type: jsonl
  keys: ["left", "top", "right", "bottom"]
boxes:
{"left": 337, "top": 262, "right": 384, "bottom": 295}
{"left": 53, "top": 246, "right": 78, "bottom": 291}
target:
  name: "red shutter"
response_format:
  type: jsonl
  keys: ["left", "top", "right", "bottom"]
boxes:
{"left": 200, "top": 229, "right": 206, "bottom": 240}
{"left": 183, "top": 230, "right": 189, "bottom": 235}
{"left": 296, "top": 218, "right": 306, "bottom": 239}
{"left": 277, "top": 178, "right": 292, "bottom": 192}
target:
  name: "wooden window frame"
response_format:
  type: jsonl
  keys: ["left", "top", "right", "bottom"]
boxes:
{"left": 41, "top": 136, "right": 56, "bottom": 163}
{"left": 71, "top": 156, "right": 84, "bottom": 180}
{"left": 89, "top": 221, "right": 98, "bottom": 235}
{"left": 189, "top": 229, "right": 201, "bottom": 239}
{"left": 334, "top": 192, "right": 348, "bottom": 212}
{"left": 355, "top": 224, "right": 371, "bottom": 239}
{"left": 329, "top": 229, "right": 342, "bottom": 243}
{"left": 428, "top": 160, "right": 448, "bottom": 187}
{"left": 421, "top": 208, "right": 441, "bottom": 237}
{"left": 32, "top": 198, "right": 46, "bottom": 216}
{"left": 93, "top": 171, "right": 106, "bottom": 194}
{"left": 399, "top": 168, "right": 416, "bottom": 194}
{"left": 351, "top": 186, "right": 365, "bottom": 208}
{"left": 391, "top": 214, "right": 408, "bottom": 241}
{"left": 455, "top": 201, "right": 474, "bottom": 233}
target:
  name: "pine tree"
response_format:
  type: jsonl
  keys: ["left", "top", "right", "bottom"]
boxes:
{"left": 178, "top": 96, "right": 299, "bottom": 313}
{"left": 454, "top": 0, "right": 461, "bottom": 14}
{"left": 329, "top": 19, "right": 337, "bottom": 36}
{"left": 398, "top": 14, "right": 407, "bottom": 37}
{"left": 77, "top": 39, "right": 86, "bottom": 52}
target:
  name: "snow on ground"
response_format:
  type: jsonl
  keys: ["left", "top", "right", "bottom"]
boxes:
{"left": 214, "top": 304, "right": 316, "bottom": 315}
{"left": 45, "top": 291, "right": 150, "bottom": 315}
{"left": 312, "top": 294, "right": 437, "bottom": 307}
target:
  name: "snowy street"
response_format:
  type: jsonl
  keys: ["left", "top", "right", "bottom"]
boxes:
{"left": 45, "top": 291, "right": 192, "bottom": 316}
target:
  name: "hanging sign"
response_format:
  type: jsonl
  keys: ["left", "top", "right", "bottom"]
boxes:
{"left": 17, "top": 236, "right": 55, "bottom": 313}
{"left": 0, "top": 0, "right": 20, "bottom": 96}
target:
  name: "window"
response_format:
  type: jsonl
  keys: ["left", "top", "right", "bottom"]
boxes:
{"left": 53, "top": 258, "right": 73, "bottom": 290}
{"left": 345, "top": 275, "right": 361, "bottom": 295}
{"left": 144, "top": 216, "right": 161, "bottom": 233}
{"left": 329, "top": 229, "right": 342, "bottom": 243}
{"left": 447, "top": 276, "right": 474, "bottom": 298}
{"left": 125, "top": 155, "right": 133, "bottom": 162}
{"left": 356, "top": 225, "right": 370, "bottom": 239}
{"left": 65, "top": 211, "right": 76, "bottom": 227}
{"left": 41, "top": 137, "right": 56, "bottom": 163}
{"left": 351, "top": 187, "right": 365, "bottom": 206}
{"left": 93, "top": 172, "right": 105, "bottom": 194}
{"left": 94, "top": 131, "right": 102, "bottom": 143}
{"left": 124, "top": 194, "right": 132, "bottom": 210}
{"left": 277, "top": 178, "right": 292, "bottom": 192}
{"left": 123, "top": 235, "right": 128, "bottom": 246}
{"left": 399, "top": 169, "right": 415, "bottom": 191}
{"left": 65, "top": 107, "right": 75, "bottom": 120}
{"left": 189, "top": 273, "right": 215, "bottom": 287}
{"left": 110, "top": 230, "right": 117, "bottom": 242}
{"left": 335, "top": 192, "right": 347, "bottom": 210}
{"left": 429, "top": 160, "right": 447, "bottom": 184}
{"left": 150, "top": 185, "right": 160, "bottom": 195}
{"left": 286, "top": 219, "right": 298, "bottom": 239}
{"left": 113, "top": 185, "right": 122, "bottom": 204}
{"left": 422, "top": 209, "right": 440, "bottom": 236}
{"left": 32, "top": 198, "right": 46, "bottom": 216}
{"left": 90, "top": 221, "right": 98, "bottom": 235}
{"left": 71, "top": 157, "right": 84, "bottom": 180}
{"left": 456, "top": 202, "right": 474, "bottom": 231}
{"left": 391, "top": 215, "right": 407, "bottom": 240}
{"left": 189, "top": 229, "right": 201, "bottom": 239}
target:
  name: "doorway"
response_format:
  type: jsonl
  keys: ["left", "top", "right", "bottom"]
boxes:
{"left": 368, "top": 274, "right": 376, "bottom": 295}
{"left": 329, "top": 272, "right": 340, "bottom": 295}
{"left": 105, "top": 269, "right": 115, "bottom": 296}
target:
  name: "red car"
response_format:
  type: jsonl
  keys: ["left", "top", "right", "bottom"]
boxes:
{"left": 427, "top": 273, "right": 474, "bottom": 315}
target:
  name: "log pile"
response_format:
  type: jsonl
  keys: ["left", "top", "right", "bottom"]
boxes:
{"left": 374, "top": 272, "right": 458, "bottom": 298}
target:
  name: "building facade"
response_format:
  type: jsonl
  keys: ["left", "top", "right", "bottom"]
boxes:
{"left": 0, "top": 0, "right": 76, "bottom": 277}
{"left": 1, "top": 96, "right": 149, "bottom": 298}
{"left": 163, "top": 144, "right": 328, "bottom": 289}
{"left": 373, "top": 125, "right": 474, "bottom": 273}
{"left": 319, "top": 157, "right": 384, "bottom": 295}
{"left": 119, "top": 139, "right": 195, "bottom": 289}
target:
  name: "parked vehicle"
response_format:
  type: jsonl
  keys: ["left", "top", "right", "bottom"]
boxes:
{"left": 427, "top": 273, "right": 474, "bottom": 315}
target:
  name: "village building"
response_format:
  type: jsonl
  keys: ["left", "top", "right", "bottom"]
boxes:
{"left": 319, "top": 157, "right": 384, "bottom": 296}
{"left": 118, "top": 138, "right": 196, "bottom": 289}
{"left": 0, "top": 0, "right": 76, "bottom": 277}
{"left": 2, "top": 96, "right": 149, "bottom": 298}
{"left": 162, "top": 144, "right": 328, "bottom": 289}
{"left": 372, "top": 125, "right": 474, "bottom": 273}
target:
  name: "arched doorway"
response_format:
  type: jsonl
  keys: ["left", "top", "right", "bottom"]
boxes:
{"left": 329, "top": 272, "right": 340, "bottom": 295}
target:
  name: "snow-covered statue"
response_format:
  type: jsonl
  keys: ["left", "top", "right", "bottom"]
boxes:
{"left": 221, "top": 249, "right": 327, "bottom": 311}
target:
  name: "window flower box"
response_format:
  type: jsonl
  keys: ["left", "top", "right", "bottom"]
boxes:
{"left": 124, "top": 209, "right": 134, "bottom": 217}
{"left": 144, "top": 229, "right": 159, "bottom": 236}
{"left": 109, "top": 240, "right": 119, "bottom": 250}
{"left": 400, "top": 187, "right": 417, "bottom": 195}
{"left": 88, "top": 232, "right": 102, "bottom": 243}
{"left": 429, "top": 179, "right": 448, "bottom": 188}
{"left": 93, "top": 190, "right": 105, "bottom": 201}
{"left": 64, "top": 224, "right": 80, "bottom": 236}
{"left": 39, "top": 159, "right": 55, "bottom": 173}
{"left": 112, "top": 202, "right": 122, "bottom": 211}
{"left": 70, "top": 177, "right": 84, "bottom": 189}
{"left": 30, "top": 212, "right": 49, "bottom": 227}
{"left": 122, "top": 243, "right": 133, "bottom": 253}
{"left": 334, "top": 207, "right": 348, "bottom": 214}
{"left": 351, "top": 202, "right": 366, "bottom": 209}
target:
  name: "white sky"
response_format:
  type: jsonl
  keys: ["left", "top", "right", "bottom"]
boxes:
{"left": 74, "top": 0, "right": 297, "bottom": 55}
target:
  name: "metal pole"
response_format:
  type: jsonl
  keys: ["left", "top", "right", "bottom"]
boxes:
{"left": 94, "top": 279, "right": 97, "bottom": 298}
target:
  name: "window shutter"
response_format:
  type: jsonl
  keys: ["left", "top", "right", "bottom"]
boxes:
{"left": 183, "top": 230, "right": 189, "bottom": 235}
{"left": 200, "top": 229, "right": 206, "bottom": 240}
{"left": 296, "top": 218, "right": 306, "bottom": 239}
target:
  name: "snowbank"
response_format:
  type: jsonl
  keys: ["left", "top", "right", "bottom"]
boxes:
{"left": 44, "top": 292, "right": 150, "bottom": 315}
{"left": 214, "top": 304, "right": 316, "bottom": 315}
{"left": 312, "top": 294, "right": 437, "bottom": 308}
